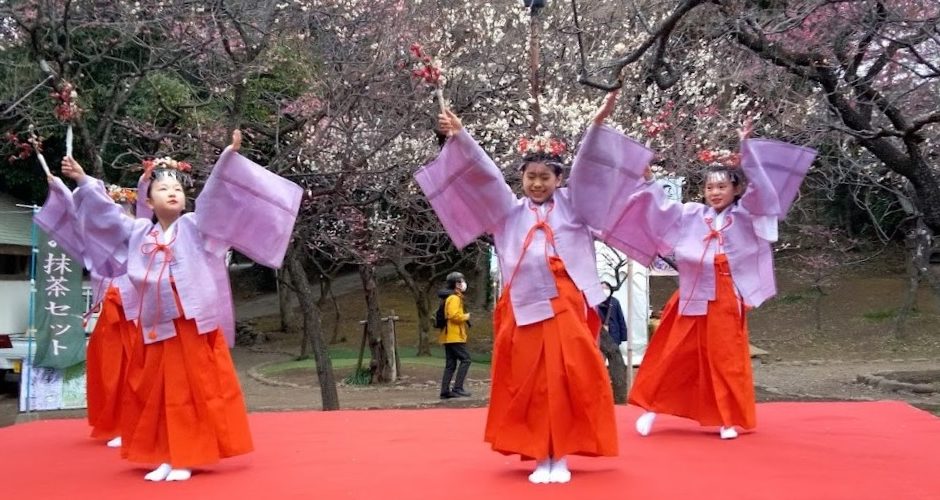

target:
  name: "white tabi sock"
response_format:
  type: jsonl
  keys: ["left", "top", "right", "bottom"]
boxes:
{"left": 636, "top": 411, "right": 657, "bottom": 436}
{"left": 144, "top": 463, "right": 171, "bottom": 481}
{"left": 528, "top": 458, "right": 552, "bottom": 484}
{"left": 719, "top": 426, "right": 739, "bottom": 440}
{"left": 166, "top": 468, "right": 192, "bottom": 481}
{"left": 549, "top": 457, "right": 571, "bottom": 483}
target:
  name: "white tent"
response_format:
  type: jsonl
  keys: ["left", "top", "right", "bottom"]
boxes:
{"left": 595, "top": 242, "right": 648, "bottom": 368}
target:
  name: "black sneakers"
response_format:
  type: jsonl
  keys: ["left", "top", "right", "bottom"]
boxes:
{"left": 440, "top": 389, "right": 471, "bottom": 399}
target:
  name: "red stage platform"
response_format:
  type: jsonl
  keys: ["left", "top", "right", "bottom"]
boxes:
{"left": 3, "top": 402, "right": 938, "bottom": 499}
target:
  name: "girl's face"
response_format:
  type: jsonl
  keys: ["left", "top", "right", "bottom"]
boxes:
{"left": 704, "top": 174, "right": 741, "bottom": 212}
{"left": 522, "top": 162, "right": 562, "bottom": 204}
{"left": 147, "top": 177, "right": 185, "bottom": 220}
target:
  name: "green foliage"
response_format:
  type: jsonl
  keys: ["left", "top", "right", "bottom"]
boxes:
{"left": 125, "top": 72, "right": 196, "bottom": 126}
{"left": 0, "top": 160, "right": 49, "bottom": 204}
{"left": 240, "top": 43, "right": 317, "bottom": 125}
{"left": 862, "top": 308, "right": 915, "bottom": 322}
{"left": 344, "top": 367, "right": 371, "bottom": 385}
{"left": 778, "top": 293, "right": 807, "bottom": 304}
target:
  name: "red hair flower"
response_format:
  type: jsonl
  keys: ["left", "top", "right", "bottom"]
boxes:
{"left": 518, "top": 135, "right": 567, "bottom": 156}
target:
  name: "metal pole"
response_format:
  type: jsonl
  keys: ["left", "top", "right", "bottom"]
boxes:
{"left": 21, "top": 204, "right": 41, "bottom": 417}
{"left": 625, "top": 260, "right": 634, "bottom": 391}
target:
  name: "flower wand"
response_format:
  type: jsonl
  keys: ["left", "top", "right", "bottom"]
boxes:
{"left": 408, "top": 42, "right": 446, "bottom": 113}
{"left": 26, "top": 129, "right": 52, "bottom": 178}
{"left": 52, "top": 81, "right": 82, "bottom": 158}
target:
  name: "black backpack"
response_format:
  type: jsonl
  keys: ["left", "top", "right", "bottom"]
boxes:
{"left": 434, "top": 295, "right": 450, "bottom": 329}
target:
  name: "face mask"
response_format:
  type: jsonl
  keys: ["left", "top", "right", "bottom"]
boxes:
{"left": 457, "top": 282, "right": 467, "bottom": 292}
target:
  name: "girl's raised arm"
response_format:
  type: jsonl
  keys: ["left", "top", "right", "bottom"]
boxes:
{"left": 568, "top": 91, "right": 654, "bottom": 236}
{"left": 34, "top": 176, "right": 86, "bottom": 266}
{"left": 414, "top": 114, "right": 516, "bottom": 249}
{"left": 66, "top": 158, "right": 136, "bottom": 277}
{"left": 195, "top": 131, "right": 302, "bottom": 269}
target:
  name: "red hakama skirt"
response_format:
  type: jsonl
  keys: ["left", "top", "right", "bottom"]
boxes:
{"left": 485, "top": 257, "right": 618, "bottom": 460}
{"left": 120, "top": 288, "right": 253, "bottom": 468}
{"left": 629, "top": 254, "right": 756, "bottom": 429}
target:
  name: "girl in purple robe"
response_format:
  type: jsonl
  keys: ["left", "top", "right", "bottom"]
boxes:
{"left": 60, "top": 131, "right": 301, "bottom": 481}
{"left": 415, "top": 92, "right": 653, "bottom": 483}
{"left": 604, "top": 123, "right": 817, "bottom": 439}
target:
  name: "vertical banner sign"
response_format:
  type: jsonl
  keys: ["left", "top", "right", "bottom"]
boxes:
{"left": 32, "top": 228, "right": 86, "bottom": 369}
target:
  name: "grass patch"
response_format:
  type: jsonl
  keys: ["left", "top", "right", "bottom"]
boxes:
{"left": 778, "top": 293, "right": 806, "bottom": 304}
{"left": 863, "top": 307, "right": 920, "bottom": 322}
{"left": 344, "top": 367, "right": 371, "bottom": 385}
{"left": 258, "top": 347, "right": 492, "bottom": 378}
{"left": 252, "top": 280, "right": 497, "bottom": 363}
{"left": 863, "top": 308, "right": 899, "bottom": 322}
{"left": 318, "top": 281, "right": 495, "bottom": 351}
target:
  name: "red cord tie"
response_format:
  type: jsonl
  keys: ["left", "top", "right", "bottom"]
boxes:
{"left": 138, "top": 228, "right": 176, "bottom": 340}
{"left": 503, "top": 202, "right": 558, "bottom": 297}
{"left": 679, "top": 215, "right": 733, "bottom": 315}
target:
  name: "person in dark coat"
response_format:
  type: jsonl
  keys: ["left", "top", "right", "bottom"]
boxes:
{"left": 597, "top": 282, "right": 627, "bottom": 344}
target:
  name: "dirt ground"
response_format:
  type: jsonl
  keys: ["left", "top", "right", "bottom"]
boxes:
{"left": 3, "top": 248, "right": 939, "bottom": 427}
{"left": 235, "top": 248, "right": 940, "bottom": 416}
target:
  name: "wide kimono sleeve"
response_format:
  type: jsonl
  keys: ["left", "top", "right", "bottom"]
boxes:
{"left": 72, "top": 176, "right": 136, "bottom": 278}
{"left": 567, "top": 124, "right": 654, "bottom": 234}
{"left": 194, "top": 147, "right": 302, "bottom": 269}
{"left": 135, "top": 174, "right": 153, "bottom": 220}
{"left": 33, "top": 177, "right": 85, "bottom": 264}
{"left": 412, "top": 129, "right": 516, "bottom": 249}
{"left": 602, "top": 181, "right": 685, "bottom": 266}
{"left": 738, "top": 138, "right": 817, "bottom": 218}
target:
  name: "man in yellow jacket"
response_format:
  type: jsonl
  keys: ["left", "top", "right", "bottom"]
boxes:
{"left": 439, "top": 272, "right": 472, "bottom": 399}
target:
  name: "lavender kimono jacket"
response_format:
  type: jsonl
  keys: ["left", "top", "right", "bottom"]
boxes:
{"left": 602, "top": 139, "right": 817, "bottom": 315}
{"left": 136, "top": 177, "right": 237, "bottom": 347}
{"left": 414, "top": 125, "right": 653, "bottom": 326}
{"left": 73, "top": 148, "right": 302, "bottom": 344}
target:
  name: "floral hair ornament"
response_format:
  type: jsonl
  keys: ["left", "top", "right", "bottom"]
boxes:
{"left": 697, "top": 148, "right": 745, "bottom": 186}
{"left": 697, "top": 148, "right": 740, "bottom": 168}
{"left": 518, "top": 135, "right": 567, "bottom": 157}
{"left": 143, "top": 156, "right": 193, "bottom": 187}
{"left": 107, "top": 185, "right": 138, "bottom": 204}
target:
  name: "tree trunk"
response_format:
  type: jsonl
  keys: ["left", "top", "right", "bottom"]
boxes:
{"left": 468, "top": 249, "right": 489, "bottom": 310}
{"left": 360, "top": 263, "right": 394, "bottom": 382}
{"left": 277, "top": 266, "right": 294, "bottom": 333}
{"left": 414, "top": 287, "right": 432, "bottom": 356}
{"left": 599, "top": 329, "right": 628, "bottom": 404}
{"left": 903, "top": 160, "right": 940, "bottom": 234}
{"left": 391, "top": 260, "right": 433, "bottom": 356}
{"left": 286, "top": 249, "right": 339, "bottom": 410}
{"left": 895, "top": 218, "right": 931, "bottom": 338}
{"left": 318, "top": 278, "right": 343, "bottom": 344}
{"left": 812, "top": 282, "right": 824, "bottom": 334}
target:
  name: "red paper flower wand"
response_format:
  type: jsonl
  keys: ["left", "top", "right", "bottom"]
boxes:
{"left": 409, "top": 42, "right": 446, "bottom": 113}
{"left": 52, "top": 81, "right": 82, "bottom": 158}
{"left": 26, "top": 128, "right": 52, "bottom": 178}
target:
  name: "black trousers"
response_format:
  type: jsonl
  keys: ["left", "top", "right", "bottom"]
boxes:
{"left": 441, "top": 343, "right": 472, "bottom": 394}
